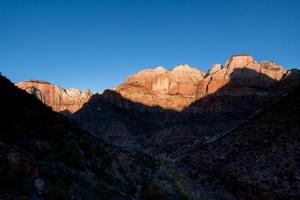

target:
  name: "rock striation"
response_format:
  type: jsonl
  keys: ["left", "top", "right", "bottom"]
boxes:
{"left": 15, "top": 80, "right": 92, "bottom": 114}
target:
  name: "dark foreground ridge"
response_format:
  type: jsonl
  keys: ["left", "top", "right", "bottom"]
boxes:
{"left": 0, "top": 74, "right": 188, "bottom": 200}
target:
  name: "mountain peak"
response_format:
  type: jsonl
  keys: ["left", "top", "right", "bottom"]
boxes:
{"left": 136, "top": 66, "right": 167, "bottom": 75}
{"left": 207, "top": 64, "right": 222, "bottom": 75}
{"left": 171, "top": 64, "right": 205, "bottom": 77}
{"left": 172, "top": 64, "right": 195, "bottom": 72}
{"left": 154, "top": 66, "right": 167, "bottom": 72}
{"left": 224, "top": 54, "right": 256, "bottom": 68}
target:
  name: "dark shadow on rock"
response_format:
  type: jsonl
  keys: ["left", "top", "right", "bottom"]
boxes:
{"left": 59, "top": 109, "right": 72, "bottom": 116}
{"left": 72, "top": 89, "right": 179, "bottom": 150}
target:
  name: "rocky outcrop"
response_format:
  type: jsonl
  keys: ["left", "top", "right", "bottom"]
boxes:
{"left": 16, "top": 80, "right": 92, "bottom": 114}
{"left": 116, "top": 55, "right": 289, "bottom": 110}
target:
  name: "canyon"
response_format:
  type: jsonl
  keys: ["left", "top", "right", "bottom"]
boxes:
{"left": 5, "top": 54, "right": 300, "bottom": 199}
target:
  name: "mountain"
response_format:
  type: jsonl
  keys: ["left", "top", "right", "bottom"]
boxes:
{"left": 16, "top": 80, "right": 92, "bottom": 115}
{"left": 176, "top": 84, "right": 300, "bottom": 200}
{"left": 0, "top": 74, "right": 185, "bottom": 200}
{"left": 73, "top": 55, "right": 299, "bottom": 154}
{"left": 116, "top": 55, "right": 288, "bottom": 111}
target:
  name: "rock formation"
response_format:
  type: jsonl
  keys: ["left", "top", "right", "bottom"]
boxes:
{"left": 15, "top": 80, "right": 92, "bottom": 114}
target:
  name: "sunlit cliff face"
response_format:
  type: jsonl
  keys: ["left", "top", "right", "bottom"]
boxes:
{"left": 15, "top": 80, "right": 92, "bottom": 114}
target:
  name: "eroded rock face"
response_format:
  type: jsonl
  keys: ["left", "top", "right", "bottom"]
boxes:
{"left": 15, "top": 80, "right": 92, "bottom": 114}
{"left": 116, "top": 55, "right": 289, "bottom": 110}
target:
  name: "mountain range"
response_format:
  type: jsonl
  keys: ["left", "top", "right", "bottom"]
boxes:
{"left": 16, "top": 54, "right": 293, "bottom": 112}
{"left": 15, "top": 55, "right": 299, "bottom": 152}
{"left": 1, "top": 54, "right": 299, "bottom": 199}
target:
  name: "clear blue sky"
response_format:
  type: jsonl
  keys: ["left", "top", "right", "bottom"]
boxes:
{"left": 0, "top": 0, "right": 299, "bottom": 92}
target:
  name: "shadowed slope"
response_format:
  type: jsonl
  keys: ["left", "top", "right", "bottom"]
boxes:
{"left": 177, "top": 84, "right": 300, "bottom": 199}
{"left": 73, "top": 89, "right": 178, "bottom": 150}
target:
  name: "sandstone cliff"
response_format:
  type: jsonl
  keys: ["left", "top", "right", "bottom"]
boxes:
{"left": 15, "top": 80, "right": 92, "bottom": 114}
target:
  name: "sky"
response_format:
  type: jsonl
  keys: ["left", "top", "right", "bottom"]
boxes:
{"left": 0, "top": 0, "right": 299, "bottom": 92}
